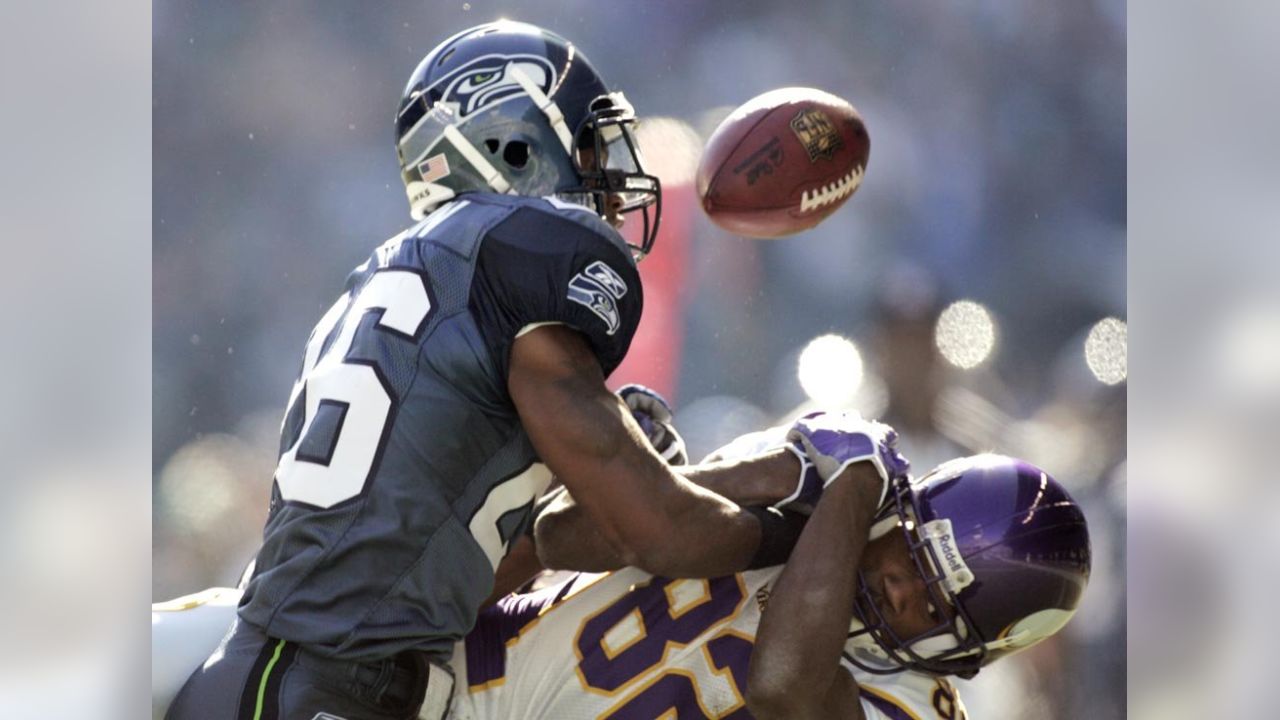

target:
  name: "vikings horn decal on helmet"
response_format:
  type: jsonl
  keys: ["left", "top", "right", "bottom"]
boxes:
{"left": 394, "top": 21, "right": 662, "bottom": 257}
{"left": 845, "top": 455, "right": 1092, "bottom": 679}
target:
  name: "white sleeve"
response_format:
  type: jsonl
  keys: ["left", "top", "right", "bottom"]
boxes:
{"left": 700, "top": 424, "right": 792, "bottom": 463}
{"left": 152, "top": 588, "right": 241, "bottom": 718}
{"left": 840, "top": 657, "right": 946, "bottom": 720}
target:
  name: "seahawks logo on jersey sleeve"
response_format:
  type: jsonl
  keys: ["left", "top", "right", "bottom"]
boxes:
{"left": 567, "top": 260, "right": 629, "bottom": 335}
{"left": 432, "top": 54, "right": 558, "bottom": 119}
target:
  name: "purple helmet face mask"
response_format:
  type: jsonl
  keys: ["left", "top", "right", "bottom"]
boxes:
{"left": 847, "top": 456, "right": 1092, "bottom": 679}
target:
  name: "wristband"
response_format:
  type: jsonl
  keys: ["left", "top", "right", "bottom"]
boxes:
{"left": 744, "top": 506, "right": 809, "bottom": 569}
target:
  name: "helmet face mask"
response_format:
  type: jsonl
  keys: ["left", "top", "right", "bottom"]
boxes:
{"left": 848, "top": 479, "right": 988, "bottom": 679}
{"left": 566, "top": 93, "right": 661, "bottom": 258}
{"left": 845, "top": 455, "right": 1092, "bottom": 680}
{"left": 395, "top": 22, "right": 662, "bottom": 257}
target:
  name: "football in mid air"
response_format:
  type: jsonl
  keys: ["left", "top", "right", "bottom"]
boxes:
{"left": 696, "top": 87, "right": 869, "bottom": 238}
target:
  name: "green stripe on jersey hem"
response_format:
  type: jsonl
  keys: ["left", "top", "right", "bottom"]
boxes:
{"left": 254, "top": 639, "right": 286, "bottom": 720}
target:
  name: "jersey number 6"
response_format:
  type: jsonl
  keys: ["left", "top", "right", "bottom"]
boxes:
{"left": 274, "top": 269, "right": 434, "bottom": 509}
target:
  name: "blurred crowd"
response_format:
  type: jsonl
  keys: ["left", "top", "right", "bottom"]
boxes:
{"left": 154, "top": 2, "right": 1126, "bottom": 718}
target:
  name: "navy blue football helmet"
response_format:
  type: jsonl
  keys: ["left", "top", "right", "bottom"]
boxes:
{"left": 845, "top": 455, "right": 1092, "bottom": 679}
{"left": 395, "top": 21, "right": 661, "bottom": 257}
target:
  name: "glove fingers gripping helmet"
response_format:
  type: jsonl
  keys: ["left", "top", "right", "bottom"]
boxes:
{"left": 845, "top": 455, "right": 1092, "bottom": 679}
{"left": 395, "top": 21, "right": 661, "bottom": 258}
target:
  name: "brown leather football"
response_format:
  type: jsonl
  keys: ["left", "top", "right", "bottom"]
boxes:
{"left": 696, "top": 87, "right": 869, "bottom": 238}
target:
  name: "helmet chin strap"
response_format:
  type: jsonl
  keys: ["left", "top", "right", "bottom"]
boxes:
{"left": 442, "top": 124, "right": 512, "bottom": 194}
{"left": 868, "top": 515, "right": 899, "bottom": 540}
{"left": 507, "top": 64, "right": 575, "bottom": 155}
{"left": 402, "top": 68, "right": 575, "bottom": 215}
{"left": 845, "top": 617, "right": 971, "bottom": 673}
{"left": 400, "top": 64, "right": 598, "bottom": 215}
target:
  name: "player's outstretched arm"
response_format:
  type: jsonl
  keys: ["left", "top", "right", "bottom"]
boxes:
{"left": 533, "top": 448, "right": 805, "bottom": 572}
{"left": 510, "top": 324, "right": 770, "bottom": 578}
{"left": 680, "top": 448, "right": 808, "bottom": 506}
{"left": 745, "top": 463, "right": 883, "bottom": 720}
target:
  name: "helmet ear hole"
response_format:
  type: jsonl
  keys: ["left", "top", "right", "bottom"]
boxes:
{"left": 503, "top": 141, "right": 530, "bottom": 169}
{"left": 484, "top": 139, "right": 500, "bottom": 154}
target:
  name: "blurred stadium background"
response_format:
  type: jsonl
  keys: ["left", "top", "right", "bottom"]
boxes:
{"left": 153, "top": 2, "right": 1126, "bottom": 718}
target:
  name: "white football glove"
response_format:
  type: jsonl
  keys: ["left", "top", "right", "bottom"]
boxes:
{"left": 617, "top": 384, "right": 689, "bottom": 466}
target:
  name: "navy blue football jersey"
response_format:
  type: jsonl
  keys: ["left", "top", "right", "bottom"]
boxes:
{"left": 238, "top": 194, "right": 643, "bottom": 662}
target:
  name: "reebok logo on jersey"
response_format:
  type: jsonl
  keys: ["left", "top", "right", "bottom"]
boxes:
{"left": 568, "top": 260, "right": 628, "bottom": 335}
{"left": 582, "top": 260, "right": 628, "bottom": 298}
{"left": 311, "top": 714, "right": 348, "bottom": 720}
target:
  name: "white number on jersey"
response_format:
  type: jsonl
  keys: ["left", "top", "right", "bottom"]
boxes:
{"left": 274, "top": 269, "right": 433, "bottom": 508}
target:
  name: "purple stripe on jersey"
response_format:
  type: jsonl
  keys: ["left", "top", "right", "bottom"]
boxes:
{"left": 861, "top": 689, "right": 918, "bottom": 720}
{"left": 464, "top": 575, "right": 579, "bottom": 688}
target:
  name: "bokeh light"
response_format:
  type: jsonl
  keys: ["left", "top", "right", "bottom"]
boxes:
{"left": 156, "top": 435, "right": 247, "bottom": 535}
{"left": 797, "top": 334, "right": 863, "bottom": 407}
{"left": 935, "top": 300, "right": 997, "bottom": 369}
{"left": 634, "top": 117, "right": 702, "bottom": 187}
{"left": 1216, "top": 301, "right": 1280, "bottom": 396}
{"left": 1085, "top": 317, "right": 1128, "bottom": 385}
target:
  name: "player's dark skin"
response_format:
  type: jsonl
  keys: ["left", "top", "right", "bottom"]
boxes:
{"left": 506, "top": 453, "right": 945, "bottom": 720}
{"left": 747, "top": 462, "right": 943, "bottom": 720}
{"left": 482, "top": 441, "right": 804, "bottom": 605}
{"left": 525, "top": 461, "right": 944, "bottom": 643}
{"left": 508, "top": 323, "right": 784, "bottom": 580}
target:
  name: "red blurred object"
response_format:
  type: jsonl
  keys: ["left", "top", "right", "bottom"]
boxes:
{"left": 610, "top": 181, "right": 695, "bottom": 403}
{"left": 696, "top": 87, "right": 869, "bottom": 238}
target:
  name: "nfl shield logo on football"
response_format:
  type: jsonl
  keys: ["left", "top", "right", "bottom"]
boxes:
{"left": 789, "top": 108, "right": 843, "bottom": 162}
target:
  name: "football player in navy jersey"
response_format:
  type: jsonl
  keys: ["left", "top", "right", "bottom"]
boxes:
{"left": 165, "top": 21, "right": 906, "bottom": 720}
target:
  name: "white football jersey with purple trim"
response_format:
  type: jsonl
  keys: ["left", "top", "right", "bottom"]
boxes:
{"left": 150, "top": 421, "right": 968, "bottom": 720}
{"left": 445, "top": 565, "right": 968, "bottom": 720}
{"left": 148, "top": 578, "right": 968, "bottom": 720}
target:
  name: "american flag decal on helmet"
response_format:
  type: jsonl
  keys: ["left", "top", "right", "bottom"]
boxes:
{"left": 417, "top": 153, "right": 451, "bottom": 183}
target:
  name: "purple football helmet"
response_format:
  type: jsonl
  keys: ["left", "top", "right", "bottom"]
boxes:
{"left": 845, "top": 455, "right": 1091, "bottom": 679}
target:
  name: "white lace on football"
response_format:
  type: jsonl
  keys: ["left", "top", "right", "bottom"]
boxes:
{"left": 799, "top": 165, "right": 865, "bottom": 213}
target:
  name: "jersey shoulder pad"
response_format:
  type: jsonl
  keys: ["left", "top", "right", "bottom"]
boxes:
{"left": 533, "top": 195, "right": 622, "bottom": 237}
{"left": 472, "top": 202, "right": 642, "bottom": 378}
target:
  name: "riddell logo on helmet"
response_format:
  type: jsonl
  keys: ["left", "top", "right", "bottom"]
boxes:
{"left": 937, "top": 531, "right": 964, "bottom": 574}
{"left": 921, "top": 518, "right": 975, "bottom": 593}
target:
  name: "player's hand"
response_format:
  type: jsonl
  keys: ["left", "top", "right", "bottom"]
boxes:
{"left": 617, "top": 384, "right": 688, "bottom": 466}
{"left": 782, "top": 411, "right": 909, "bottom": 510}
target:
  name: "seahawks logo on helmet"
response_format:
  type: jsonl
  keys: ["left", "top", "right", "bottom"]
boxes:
{"left": 430, "top": 53, "right": 558, "bottom": 119}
